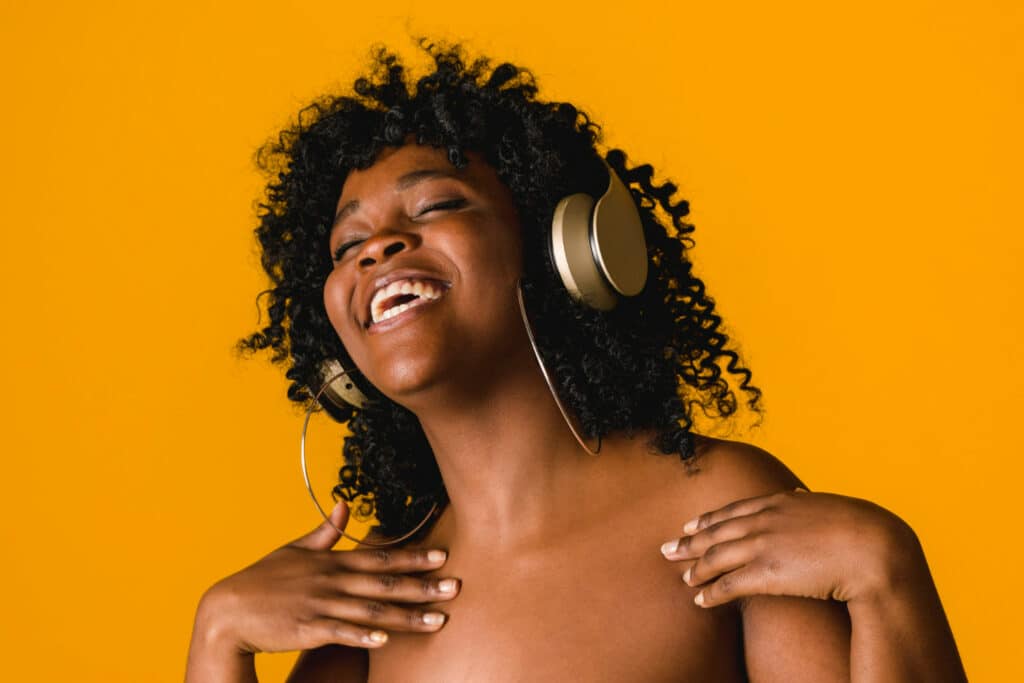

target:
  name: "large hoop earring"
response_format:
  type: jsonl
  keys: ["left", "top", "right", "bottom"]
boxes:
{"left": 301, "top": 366, "right": 440, "bottom": 547}
{"left": 515, "top": 279, "right": 602, "bottom": 456}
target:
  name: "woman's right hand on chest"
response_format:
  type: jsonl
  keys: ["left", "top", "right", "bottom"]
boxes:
{"left": 193, "top": 500, "right": 460, "bottom": 655}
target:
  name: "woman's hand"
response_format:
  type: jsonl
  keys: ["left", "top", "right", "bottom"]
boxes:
{"left": 193, "top": 501, "right": 460, "bottom": 656}
{"left": 659, "top": 489, "right": 927, "bottom": 608}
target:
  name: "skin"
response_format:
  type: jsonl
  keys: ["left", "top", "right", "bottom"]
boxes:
{"left": 185, "top": 143, "right": 966, "bottom": 682}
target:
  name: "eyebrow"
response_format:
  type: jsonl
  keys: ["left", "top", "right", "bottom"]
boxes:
{"left": 332, "top": 167, "right": 464, "bottom": 230}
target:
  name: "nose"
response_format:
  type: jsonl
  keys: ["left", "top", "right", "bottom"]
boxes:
{"left": 356, "top": 231, "right": 417, "bottom": 269}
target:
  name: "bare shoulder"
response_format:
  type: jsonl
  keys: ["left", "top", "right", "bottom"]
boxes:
{"left": 692, "top": 435, "right": 804, "bottom": 492}
{"left": 687, "top": 436, "right": 852, "bottom": 679}
{"left": 664, "top": 434, "right": 807, "bottom": 515}
{"left": 611, "top": 431, "right": 807, "bottom": 543}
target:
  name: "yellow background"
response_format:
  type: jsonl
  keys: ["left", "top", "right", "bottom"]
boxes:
{"left": 1, "top": 1, "right": 1020, "bottom": 680}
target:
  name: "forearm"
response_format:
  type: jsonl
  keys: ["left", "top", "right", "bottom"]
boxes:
{"left": 848, "top": 537, "right": 966, "bottom": 683}
{"left": 185, "top": 598, "right": 259, "bottom": 683}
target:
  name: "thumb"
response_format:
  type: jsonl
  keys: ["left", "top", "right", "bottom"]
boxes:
{"left": 291, "top": 500, "right": 350, "bottom": 551}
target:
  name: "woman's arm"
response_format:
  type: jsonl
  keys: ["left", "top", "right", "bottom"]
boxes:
{"left": 185, "top": 501, "right": 458, "bottom": 682}
{"left": 186, "top": 594, "right": 258, "bottom": 683}
{"left": 737, "top": 499, "right": 958, "bottom": 679}
{"left": 845, "top": 525, "right": 965, "bottom": 682}
{"left": 186, "top": 599, "right": 371, "bottom": 683}
{"left": 741, "top": 595, "right": 851, "bottom": 681}
{"left": 660, "top": 441, "right": 966, "bottom": 682}
{"left": 738, "top": 515, "right": 964, "bottom": 682}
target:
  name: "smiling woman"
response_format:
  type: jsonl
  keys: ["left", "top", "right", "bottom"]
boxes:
{"left": 185, "top": 39, "right": 967, "bottom": 682}
{"left": 324, "top": 144, "right": 531, "bottom": 414}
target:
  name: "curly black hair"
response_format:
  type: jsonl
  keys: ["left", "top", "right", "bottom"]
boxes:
{"left": 237, "top": 38, "right": 763, "bottom": 540}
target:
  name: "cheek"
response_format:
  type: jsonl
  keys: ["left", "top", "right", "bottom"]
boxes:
{"left": 493, "top": 232, "right": 523, "bottom": 277}
{"left": 454, "top": 231, "right": 525, "bottom": 331}
{"left": 457, "top": 222, "right": 523, "bottom": 281}
{"left": 323, "top": 271, "right": 355, "bottom": 342}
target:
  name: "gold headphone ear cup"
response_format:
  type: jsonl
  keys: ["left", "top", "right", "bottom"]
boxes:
{"left": 317, "top": 359, "right": 369, "bottom": 410}
{"left": 591, "top": 161, "right": 648, "bottom": 297}
{"left": 550, "top": 192, "right": 618, "bottom": 310}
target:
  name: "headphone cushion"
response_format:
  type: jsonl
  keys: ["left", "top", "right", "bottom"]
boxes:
{"left": 550, "top": 192, "right": 618, "bottom": 310}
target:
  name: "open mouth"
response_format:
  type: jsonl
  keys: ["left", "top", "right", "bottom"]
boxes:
{"left": 367, "top": 277, "right": 449, "bottom": 328}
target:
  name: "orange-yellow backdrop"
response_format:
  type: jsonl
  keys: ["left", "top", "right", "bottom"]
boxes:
{"left": 1, "top": 1, "right": 1020, "bottom": 680}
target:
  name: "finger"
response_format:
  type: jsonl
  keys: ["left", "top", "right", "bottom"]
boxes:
{"left": 317, "top": 595, "right": 450, "bottom": 633}
{"left": 336, "top": 547, "right": 449, "bottom": 574}
{"left": 290, "top": 501, "right": 351, "bottom": 551}
{"left": 680, "top": 491, "right": 784, "bottom": 535}
{"left": 335, "top": 571, "right": 461, "bottom": 603}
{"left": 695, "top": 561, "right": 780, "bottom": 608}
{"left": 662, "top": 512, "right": 760, "bottom": 560}
{"left": 303, "top": 616, "right": 391, "bottom": 649}
{"left": 683, "top": 536, "right": 761, "bottom": 587}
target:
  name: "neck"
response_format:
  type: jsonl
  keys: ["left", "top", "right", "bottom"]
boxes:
{"left": 408, "top": 344, "right": 606, "bottom": 552}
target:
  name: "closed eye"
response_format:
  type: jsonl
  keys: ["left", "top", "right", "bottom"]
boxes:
{"left": 331, "top": 198, "right": 468, "bottom": 262}
{"left": 418, "top": 198, "right": 467, "bottom": 216}
{"left": 333, "top": 239, "right": 364, "bottom": 262}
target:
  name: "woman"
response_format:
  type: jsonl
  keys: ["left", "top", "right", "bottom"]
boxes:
{"left": 186, "top": 41, "right": 966, "bottom": 681}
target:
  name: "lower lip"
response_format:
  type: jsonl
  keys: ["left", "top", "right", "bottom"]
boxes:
{"left": 367, "top": 295, "right": 446, "bottom": 334}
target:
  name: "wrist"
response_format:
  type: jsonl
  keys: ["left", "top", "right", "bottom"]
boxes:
{"left": 186, "top": 589, "right": 258, "bottom": 683}
{"left": 848, "top": 510, "right": 928, "bottom": 605}
{"left": 194, "top": 586, "right": 251, "bottom": 658}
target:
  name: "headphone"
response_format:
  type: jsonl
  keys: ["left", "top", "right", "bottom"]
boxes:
{"left": 315, "top": 157, "right": 648, "bottom": 411}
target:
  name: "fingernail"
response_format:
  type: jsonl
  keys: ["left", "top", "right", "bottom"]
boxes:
{"left": 423, "top": 612, "right": 447, "bottom": 626}
{"left": 427, "top": 550, "right": 448, "bottom": 563}
{"left": 683, "top": 568, "right": 692, "bottom": 584}
{"left": 682, "top": 519, "right": 699, "bottom": 535}
{"left": 660, "top": 540, "right": 679, "bottom": 557}
{"left": 438, "top": 579, "right": 459, "bottom": 593}
{"left": 694, "top": 591, "right": 705, "bottom": 606}
{"left": 367, "top": 630, "right": 388, "bottom": 644}
{"left": 795, "top": 487, "right": 809, "bottom": 493}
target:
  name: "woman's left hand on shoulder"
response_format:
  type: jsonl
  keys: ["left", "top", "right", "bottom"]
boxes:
{"left": 660, "top": 489, "right": 928, "bottom": 608}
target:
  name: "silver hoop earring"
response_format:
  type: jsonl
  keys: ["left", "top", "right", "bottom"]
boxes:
{"left": 515, "top": 279, "right": 602, "bottom": 456}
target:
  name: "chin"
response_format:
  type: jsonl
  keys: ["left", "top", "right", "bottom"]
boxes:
{"left": 364, "top": 353, "right": 450, "bottom": 406}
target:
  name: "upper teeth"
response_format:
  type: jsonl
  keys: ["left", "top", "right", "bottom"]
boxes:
{"left": 370, "top": 278, "right": 445, "bottom": 325}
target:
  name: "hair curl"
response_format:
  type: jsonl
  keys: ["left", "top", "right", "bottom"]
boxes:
{"left": 237, "top": 38, "right": 763, "bottom": 540}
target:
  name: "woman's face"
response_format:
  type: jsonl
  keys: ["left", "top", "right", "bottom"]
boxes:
{"left": 324, "top": 144, "right": 527, "bottom": 404}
